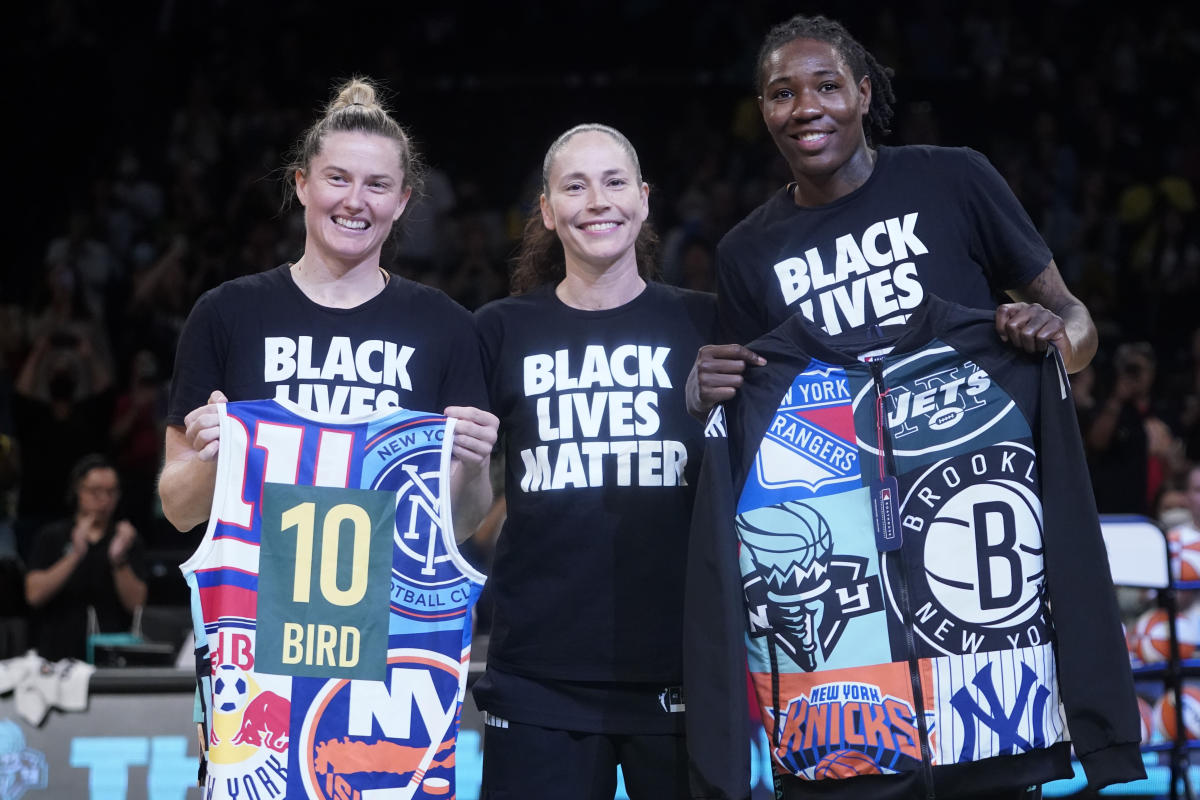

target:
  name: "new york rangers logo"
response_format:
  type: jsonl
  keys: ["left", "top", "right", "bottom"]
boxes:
{"left": 749, "top": 363, "right": 860, "bottom": 503}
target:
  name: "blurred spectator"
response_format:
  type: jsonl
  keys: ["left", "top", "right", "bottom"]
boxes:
{"left": 24, "top": 454, "right": 147, "bottom": 662}
{"left": 1083, "top": 342, "right": 1185, "bottom": 515}
{"left": 109, "top": 349, "right": 165, "bottom": 540}
{"left": 12, "top": 333, "right": 114, "bottom": 558}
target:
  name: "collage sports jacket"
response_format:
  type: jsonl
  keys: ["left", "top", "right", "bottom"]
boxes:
{"left": 683, "top": 294, "right": 1144, "bottom": 799}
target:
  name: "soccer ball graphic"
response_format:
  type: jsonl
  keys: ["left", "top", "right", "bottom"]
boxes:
{"left": 213, "top": 664, "right": 249, "bottom": 713}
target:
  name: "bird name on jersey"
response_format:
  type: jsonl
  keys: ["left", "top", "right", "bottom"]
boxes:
{"left": 773, "top": 213, "right": 926, "bottom": 335}
{"left": 518, "top": 345, "right": 688, "bottom": 491}
{"left": 885, "top": 443, "right": 1048, "bottom": 657}
{"left": 264, "top": 336, "right": 416, "bottom": 414}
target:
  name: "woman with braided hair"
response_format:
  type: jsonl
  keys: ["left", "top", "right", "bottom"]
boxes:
{"left": 685, "top": 13, "right": 1098, "bottom": 418}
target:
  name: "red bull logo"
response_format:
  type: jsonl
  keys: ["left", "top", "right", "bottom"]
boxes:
{"left": 231, "top": 692, "right": 291, "bottom": 752}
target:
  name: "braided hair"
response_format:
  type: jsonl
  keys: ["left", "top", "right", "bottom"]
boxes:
{"left": 755, "top": 14, "right": 896, "bottom": 146}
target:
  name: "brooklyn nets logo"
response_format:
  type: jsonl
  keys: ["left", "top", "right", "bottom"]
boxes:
{"left": 884, "top": 442, "right": 1047, "bottom": 656}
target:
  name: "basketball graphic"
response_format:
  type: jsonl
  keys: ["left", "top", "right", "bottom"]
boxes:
{"left": 1154, "top": 684, "right": 1200, "bottom": 740}
{"left": 813, "top": 749, "right": 882, "bottom": 779}
{"left": 1132, "top": 608, "right": 1197, "bottom": 663}
{"left": 737, "top": 502, "right": 834, "bottom": 599}
{"left": 922, "top": 479, "right": 1044, "bottom": 628}
{"left": 1169, "top": 526, "right": 1200, "bottom": 583}
{"left": 1138, "top": 695, "right": 1156, "bottom": 745}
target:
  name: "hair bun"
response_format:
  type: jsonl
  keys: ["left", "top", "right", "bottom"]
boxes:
{"left": 328, "top": 77, "right": 379, "bottom": 113}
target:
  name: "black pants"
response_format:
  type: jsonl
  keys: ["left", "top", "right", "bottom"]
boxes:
{"left": 480, "top": 717, "right": 688, "bottom": 800}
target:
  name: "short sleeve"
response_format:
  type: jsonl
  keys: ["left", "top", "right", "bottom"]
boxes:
{"left": 436, "top": 302, "right": 489, "bottom": 412}
{"left": 960, "top": 148, "right": 1053, "bottom": 293}
{"left": 715, "top": 240, "right": 766, "bottom": 345}
{"left": 166, "top": 290, "right": 229, "bottom": 427}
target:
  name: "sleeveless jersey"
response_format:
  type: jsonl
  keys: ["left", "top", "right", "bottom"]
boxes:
{"left": 181, "top": 398, "right": 485, "bottom": 800}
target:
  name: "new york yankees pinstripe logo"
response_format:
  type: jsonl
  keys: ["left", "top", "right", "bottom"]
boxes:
{"left": 949, "top": 661, "right": 1049, "bottom": 761}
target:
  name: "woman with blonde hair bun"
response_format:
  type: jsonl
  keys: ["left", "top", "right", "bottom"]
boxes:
{"left": 159, "top": 76, "right": 497, "bottom": 798}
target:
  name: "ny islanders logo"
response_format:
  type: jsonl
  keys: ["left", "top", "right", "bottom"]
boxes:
{"left": 884, "top": 443, "right": 1047, "bottom": 657}
{"left": 738, "top": 499, "right": 885, "bottom": 671}
{"left": 297, "top": 651, "right": 465, "bottom": 800}
{"left": 852, "top": 348, "right": 1029, "bottom": 475}
{"left": 741, "top": 363, "right": 860, "bottom": 512}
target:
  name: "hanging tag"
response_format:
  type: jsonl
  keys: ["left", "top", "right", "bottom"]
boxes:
{"left": 870, "top": 475, "right": 902, "bottom": 551}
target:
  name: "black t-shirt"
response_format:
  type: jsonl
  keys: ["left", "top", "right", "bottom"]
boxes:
{"left": 474, "top": 282, "right": 717, "bottom": 686}
{"left": 716, "top": 145, "right": 1053, "bottom": 344}
{"left": 27, "top": 519, "right": 148, "bottom": 661}
{"left": 167, "top": 264, "right": 487, "bottom": 423}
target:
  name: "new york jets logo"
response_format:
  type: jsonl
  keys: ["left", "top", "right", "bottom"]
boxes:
{"left": 852, "top": 347, "right": 1026, "bottom": 473}
{"left": 883, "top": 442, "right": 1047, "bottom": 656}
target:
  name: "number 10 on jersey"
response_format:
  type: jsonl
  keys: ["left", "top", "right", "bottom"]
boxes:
{"left": 256, "top": 483, "right": 395, "bottom": 681}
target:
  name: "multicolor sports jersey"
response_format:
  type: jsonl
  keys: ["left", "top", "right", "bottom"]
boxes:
{"left": 684, "top": 295, "right": 1144, "bottom": 798}
{"left": 181, "top": 398, "right": 484, "bottom": 800}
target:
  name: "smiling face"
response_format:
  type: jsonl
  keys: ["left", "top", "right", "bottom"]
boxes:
{"left": 539, "top": 130, "right": 649, "bottom": 275}
{"left": 294, "top": 131, "right": 411, "bottom": 271}
{"left": 759, "top": 37, "right": 873, "bottom": 202}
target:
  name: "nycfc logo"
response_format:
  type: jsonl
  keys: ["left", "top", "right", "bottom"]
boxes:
{"left": 740, "top": 502, "right": 884, "bottom": 671}
{"left": 375, "top": 445, "right": 458, "bottom": 586}
{"left": 885, "top": 443, "right": 1047, "bottom": 656}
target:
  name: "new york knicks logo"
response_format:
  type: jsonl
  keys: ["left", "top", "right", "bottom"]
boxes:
{"left": 884, "top": 443, "right": 1047, "bottom": 656}
{"left": 770, "top": 681, "right": 923, "bottom": 778}
{"left": 739, "top": 501, "right": 883, "bottom": 671}
{"left": 296, "top": 650, "right": 464, "bottom": 800}
{"left": 853, "top": 348, "right": 1028, "bottom": 474}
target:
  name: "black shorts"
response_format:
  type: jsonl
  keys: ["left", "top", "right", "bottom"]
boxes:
{"left": 480, "top": 715, "right": 688, "bottom": 800}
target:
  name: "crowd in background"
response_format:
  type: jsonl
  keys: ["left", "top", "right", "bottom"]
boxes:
{"left": 1, "top": 0, "right": 1199, "bottom": 650}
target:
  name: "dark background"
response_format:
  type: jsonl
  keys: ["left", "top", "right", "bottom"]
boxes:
{"left": 2, "top": 0, "right": 1199, "bottom": 565}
